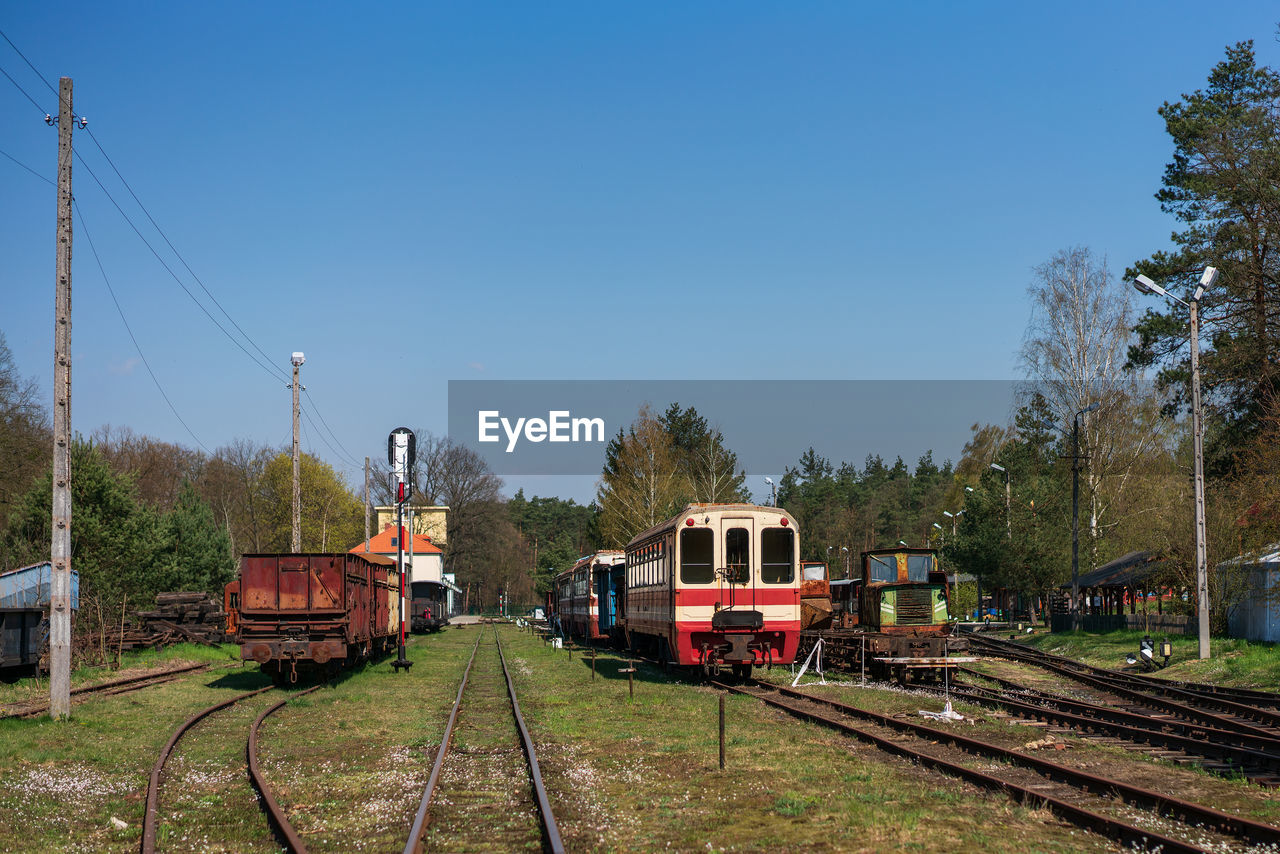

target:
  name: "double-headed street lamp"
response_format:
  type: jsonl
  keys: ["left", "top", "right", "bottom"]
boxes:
{"left": 764, "top": 476, "right": 776, "bottom": 507}
{"left": 1135, "top": 267, "right": 1217, "bottom": 660}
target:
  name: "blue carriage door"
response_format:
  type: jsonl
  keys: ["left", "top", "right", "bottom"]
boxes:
{"left": 596, "top": 566, "right": 613, "bottom": 633}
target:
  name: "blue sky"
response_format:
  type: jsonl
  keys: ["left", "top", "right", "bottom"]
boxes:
{"left": 2, "top": 3, "right": 1277, "bottom": 503}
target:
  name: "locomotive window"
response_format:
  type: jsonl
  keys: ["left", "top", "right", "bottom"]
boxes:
{"left": 868, "top": 553, "right": 897, "bottom": 582}
{"left": 906, "top": 554, "right": 934, "bottom": 581}
{"left": 680, "top": 528, "right": 714, "bottom": 584}
{"left": 801, "top": 562, "right": 825, "bottom": 582}
{"left": 761, "top": 528, "right": 795, "bottom": 583}
{"left": 724, "top": 528, "right": 749, "bottom": 584}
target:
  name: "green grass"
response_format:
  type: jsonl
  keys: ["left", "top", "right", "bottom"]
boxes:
{"left": 11, "top": 625, "right": 1279, "bottom": 852}
{"left": 1016, "top": 627, "right": 1280, "bottom": 687}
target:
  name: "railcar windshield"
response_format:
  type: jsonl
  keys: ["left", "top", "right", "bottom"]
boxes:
{"left": 801, "top": 561, "right": 826, "bottom": 582}
{"left": 761, "top": 528, "right": 795, "bottom": 583}
{"left": 868, "top": 554, "right": 897, "bottom": 582}
{"left": 725, "top": 528, "right": 750, "bottom": 584}
{"left": 680, "top": 528, "right": 714, "bottom": 584}
{"left": 906, "top": 554, "right": 934, "bottom": 581}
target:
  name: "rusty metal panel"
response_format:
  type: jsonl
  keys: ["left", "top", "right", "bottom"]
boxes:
{"left": 278, "top": 556, "right": 311, "bottom": 610}
{"left": 310, "top": 555, "right": 343, "bottom": 611}
{"left": 241, "top": 555, "right": 279, "bottom": 610}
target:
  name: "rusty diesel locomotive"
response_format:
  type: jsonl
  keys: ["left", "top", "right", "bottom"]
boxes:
{"left": 798, "top": 547, "right": 968, "bottom": 683}
{"left": 225, "top": 552, "right": 401, "bottom": 683}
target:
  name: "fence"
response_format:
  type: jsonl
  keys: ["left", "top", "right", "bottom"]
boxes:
{"left": 1050, "top": 613, "right": 1198, "bottom": 635}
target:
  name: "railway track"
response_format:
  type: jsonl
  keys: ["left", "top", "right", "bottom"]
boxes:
{"left": 140, "top": 682, "right": 321, "bottom": 854}
{"left": 948, "top": 666, "right": 1280, "bottom": 785}
{"left": 404, "top": 622, "right": 563, "bottom": 854}
{"left": 726, "top": 678, "right": 1280, "bottom": 853}
{"left": 0, "top": 661, "right": 219, "bottom": 720}
{"left": 967, "top": 634, "right": 1280, "bottom": 738}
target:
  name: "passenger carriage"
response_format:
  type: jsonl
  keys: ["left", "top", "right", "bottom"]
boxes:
{"left": 623, "top": 503, "right": 801, "bottom": 677}
{"left": 552, "top": 551, "right": 625, "bottom": 641}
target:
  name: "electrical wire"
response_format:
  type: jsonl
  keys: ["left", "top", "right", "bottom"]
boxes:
{"left": 0, "top": 61, "right": 46, "bottom": 113}
{"left": 71, "top": 148, "right": 290, "bottom": 384}
{"left": 0, "top": 28, "right": 59, "bottom": 101}
{"left": 303, "top": 388, "right": 362, "bottom": 468}
{"left": 75, "top": 201, "right": 212, "bottom": 454}
{"left": 0, "top": 145, "right": 53, "bottom": 185}
{"left": 84, "top": 127, "right": 289, "bottom": 383}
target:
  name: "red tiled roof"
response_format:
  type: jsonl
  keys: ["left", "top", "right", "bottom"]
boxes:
{"left": 349, "top": 524, "right": 442, "bottom": 555}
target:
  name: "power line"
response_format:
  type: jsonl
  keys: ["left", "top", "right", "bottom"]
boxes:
{"left": 71, "top": 148, "right": 289, "bottom": 384}
{"left": 75, "top": 201, "right": 212, "bottom": 455}
{"left": 0, "top": 145, "right": 53, "bottom": 185}
{"left": 85, "top": 127, "right": 288, "bottom": 381}
{"left": 0, "top": 27, "right": 59, "bottom": 101}
{"left": 0, "top": 60, "right": 47, "bottom": 113}
{"left": 303, "top": 388, "right": 362, "bottom": 468}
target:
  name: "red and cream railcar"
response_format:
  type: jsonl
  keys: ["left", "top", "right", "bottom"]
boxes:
{"left": 553, "top": 551, "right": 624, "bottom": 641}
{"left": 227, "top": 552, "right": 400, "bottom": 683}
{"left": 623, "top": 504, "right": 801, "bottom": 677}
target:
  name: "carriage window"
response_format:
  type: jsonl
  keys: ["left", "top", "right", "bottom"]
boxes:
{"left": 680, "top": 528, "right": 714, "bottom": 584}
{"left": 725, "top": 528, "right": 749, "bottom": 584}
{"left": 801, "top": 562, "right": 825, "bottom": 582}
{"left": 906, "top": 554, "right": 934, "bottom": 582}
{"left": 868, "top": 553, "right": 897, "bottom": 582}
{"left": 761, "top": 528, "right": 795, "bottom": 583}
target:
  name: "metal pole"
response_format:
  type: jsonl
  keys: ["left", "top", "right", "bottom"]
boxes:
{"left": 718, "top": 694, "right": 726, "bottom": 769}
{"left": 1005, "top": 472, "right": 1011, "bottom": 541}
{"left": 363, "top": 456, "right": 370, "bottom": 552}
{"left": 394, "top": 503, "right": 408, "bottom": 670}
{"left": 291, "top": 361, "right": 301, "bottom": 552}
{"left": 1071, "top": 413, "right": 1081, "bottom": 632}
{"left": 1190, "top": 299, "right": 1210, "bottom": 660}
{"left": 49, "top": 76, "right": 74, "bottom": 721}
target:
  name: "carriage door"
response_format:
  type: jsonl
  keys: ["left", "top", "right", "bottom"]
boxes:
{"left": 720, "top": 517, "right": 755, "bottom": 611}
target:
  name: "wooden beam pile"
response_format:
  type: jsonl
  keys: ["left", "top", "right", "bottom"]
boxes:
{"left": 131, "top": 592, "right": 227, "bottom": 647}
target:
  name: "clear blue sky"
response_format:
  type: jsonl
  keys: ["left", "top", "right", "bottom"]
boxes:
{"left": 2, "top": 3, "right": 1277, "bottom": 503}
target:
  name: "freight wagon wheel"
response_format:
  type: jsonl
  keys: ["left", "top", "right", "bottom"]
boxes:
{"left": 895, "top": 665, "right": 909, "bottom": 687}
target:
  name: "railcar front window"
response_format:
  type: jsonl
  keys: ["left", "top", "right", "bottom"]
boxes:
{"left": 761, "top": 528, "right": 795, "bottom": 583}
{"left": 868, "top": 553, "right": 897, "bottom": 583}
{"left": 680, "top": 528, "right": 714, "bottom": 584}
{"left": 906, "top": 554, "right": 934, "bottom": 581}
{"left": 724, "top": 528, "right": 749, "bottom": 584}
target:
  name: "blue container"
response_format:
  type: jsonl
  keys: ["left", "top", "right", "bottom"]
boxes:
{"left": 0, "top": 562, "right": 79, "bottom": 610}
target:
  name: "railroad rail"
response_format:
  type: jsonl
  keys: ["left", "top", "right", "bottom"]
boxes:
{"left": 1, "top": 661, "right": 217, "bottom": 720}
{"left": 724, "top": 678, "right": 1280, "bottom": 853}
{"left": 141, "top": 682, "right": 321, "bottom": 854}
{"left": 403, "top": 622, "right": 564, "bottom": 854}
{"left": 967, "top": 633, "right": 1280, "bottom": 733}
{"left": 945, "top": 671, "right": 1280, "bottom": 785}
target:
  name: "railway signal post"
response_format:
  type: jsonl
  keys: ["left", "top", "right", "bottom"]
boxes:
{"left": 389, "top": 427, "right": 416, "bottom": 672}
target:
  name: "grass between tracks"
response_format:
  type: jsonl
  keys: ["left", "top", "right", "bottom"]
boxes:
{"left": 4, "top": 626, "right": 1278, "bottom": 853}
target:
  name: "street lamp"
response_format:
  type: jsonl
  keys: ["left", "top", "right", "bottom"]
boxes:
{"left": 1135, "top": 267, "right": 1216, "bottom": 660}
{"left": 841, "top": 545, "right": 850, "bottom": 580}
{"left": 989, "top": 463, "right": 1011, "bottom": 540}
{"left": 764, "top": 476, "right": 776, "bottom": 507}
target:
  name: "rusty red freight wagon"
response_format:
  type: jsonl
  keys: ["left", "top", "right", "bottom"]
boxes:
{"left": 227, "top": 552, "right": 401, "bottom": 683}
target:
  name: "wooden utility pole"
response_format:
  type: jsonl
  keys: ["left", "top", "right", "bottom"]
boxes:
{"left": 49, "top": 76, "right": 75, "bottom": 720}
{"left": 364, "top": 456, "right": 370, "bottom": 552}
{"left": 290, "top": 352, "right": 304, "bottom": 552}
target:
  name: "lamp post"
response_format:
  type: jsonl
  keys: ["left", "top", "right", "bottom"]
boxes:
{"left": 1135, "top": 267, "right": 1216, "bottom": 660}
{"left": 841, "top": 546, "right": 850, "bottom": 580}
{"left": 989, "top": 463, "right": 1011, "bottom": 540}
{"left": 764, "top": 476, "right": 776, "bottom": 507}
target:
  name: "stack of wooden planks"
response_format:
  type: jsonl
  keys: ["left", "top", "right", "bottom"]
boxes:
{"left": 131, "top": 592, "right": 227, "bottom": 647}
